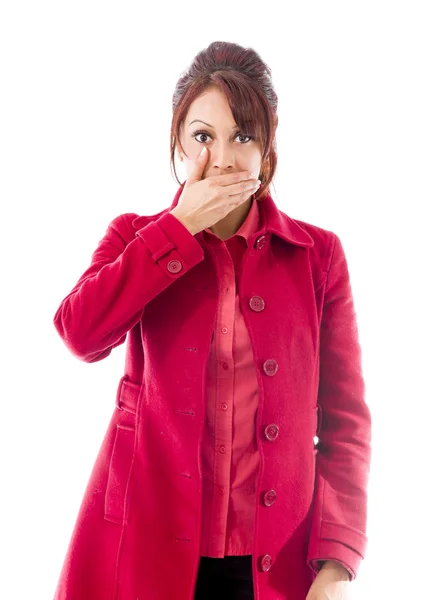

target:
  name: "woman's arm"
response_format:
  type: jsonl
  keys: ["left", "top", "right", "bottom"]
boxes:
{"left": 53, "top": 211, "right": 204, "bottom": 362}
{"left": 307, "top": 233, "right": 372, "bottom": 580}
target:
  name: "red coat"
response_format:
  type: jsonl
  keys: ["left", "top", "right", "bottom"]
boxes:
{"left": 53, "top": 183, "right": 372, "bottom": 600}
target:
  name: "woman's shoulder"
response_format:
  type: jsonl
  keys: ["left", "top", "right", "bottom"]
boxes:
{"left": 105, "top": 208, "right": 170, "bottom": 243}
{"left": 290, "top": 214, "right": 336, "bottom": 242}
{"left": 286, "top": 213, "right": 339, "bottom": 265}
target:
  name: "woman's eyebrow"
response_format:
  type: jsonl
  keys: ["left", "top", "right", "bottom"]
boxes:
{"left": 189, "top": 119, "right": 239, "bottom": 130}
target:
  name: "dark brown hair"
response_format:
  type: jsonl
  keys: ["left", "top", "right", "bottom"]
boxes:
{"left": 170, "top": 41, "right": 279, "bottom": 201}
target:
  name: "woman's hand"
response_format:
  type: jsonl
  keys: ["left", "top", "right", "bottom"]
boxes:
{"left": 306, "top": 561, "right": 351, "bottom": 600}
{"left": 171, "top": 146, "right": 260, "bottom": 235}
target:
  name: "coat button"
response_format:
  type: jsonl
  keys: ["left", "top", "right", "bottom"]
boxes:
{"left": 249, "top": 296, "right": 265, "bottom": 312}
{"left": 167, "top": 259, "right": 182, "bottom": 273}
{"left": 263, "top": 359, "right": 278, "bottom": 376}
{"left": 264, "top": 424, "right": 279, "bottom": 441}
{"left": 260, "top": 554, "right": 272, "bottom": 571}
{"left": 263, "top": 489, "right": 277, "bottom": 506}
{"left": 255, "top": 235, "right": 267, "bottom": 250}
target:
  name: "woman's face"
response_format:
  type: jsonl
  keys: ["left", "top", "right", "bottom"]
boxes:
{"left": 177, "top": 86, "right": 262, "bottom": 182}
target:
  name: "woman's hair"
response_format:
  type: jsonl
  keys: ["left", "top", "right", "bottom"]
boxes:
{"left": 170, "top": 41, "right": 279, "bottom": 201}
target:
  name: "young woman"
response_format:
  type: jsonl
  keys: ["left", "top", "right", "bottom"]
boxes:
{"left": 53, "top": 40, "right": 371, "bottom": 600}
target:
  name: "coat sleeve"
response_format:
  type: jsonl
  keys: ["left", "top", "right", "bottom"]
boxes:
{"left": 307, "top": 233, "right": 372, "bottom": 581}
{"left": 53, "top": 211, "right": 204, "bottom": 363}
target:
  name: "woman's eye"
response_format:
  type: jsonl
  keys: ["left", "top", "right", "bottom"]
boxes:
{"left": 236, "top": 133, "right": 252, "bottom": 143}
{"left": 193, "top": 132, "right": 210, "bottom": 143}
{"left": 191, "top": 131, "right": 252, "bottom": 144}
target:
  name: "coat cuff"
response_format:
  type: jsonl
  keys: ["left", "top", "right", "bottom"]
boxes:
{"left": 307, "top": 520, "right": 367, "bottom": 581}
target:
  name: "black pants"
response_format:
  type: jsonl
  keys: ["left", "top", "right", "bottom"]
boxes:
{"left": 194, "top": 555, "right": 254, "bottom": 599}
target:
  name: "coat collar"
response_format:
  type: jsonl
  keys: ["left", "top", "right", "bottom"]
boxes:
{"left": 134, "top": 181, "right": 314, "bottom": 248}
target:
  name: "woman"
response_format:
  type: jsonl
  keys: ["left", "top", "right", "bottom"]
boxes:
{"left": 53, "top": 41, "right": 371, "bottom": 600}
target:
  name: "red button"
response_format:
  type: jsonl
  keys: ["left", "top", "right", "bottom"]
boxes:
{"left": 263, "top": 489, "right": 277, "bottom": 506}
{"left": 167, "top": 259, "right": 182, "bottom": 273}
{"left": 255, "top": 235, "right": 267, "bottom": 250}
{"left": 263, "top": 359, "right": 278, "bottom": 376}
{"left": 249, "top": 296, "right": 265, "bottom": 312}
{"left": 260, "top": 554, "right": 272, "bottom": 571}
{"left": 264, "top": 424, "right": 279, "bottom": 441}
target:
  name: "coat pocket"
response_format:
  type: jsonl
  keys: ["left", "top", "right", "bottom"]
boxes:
{"left": 104, "top": 376, "right": 142, "bottom": 524}
{"left": 104, "top": 424, "right": 136, "bottom": 524}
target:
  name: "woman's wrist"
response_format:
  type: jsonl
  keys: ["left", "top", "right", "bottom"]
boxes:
{"left": 318, "top": 560, "right": 351, "bottom": 581}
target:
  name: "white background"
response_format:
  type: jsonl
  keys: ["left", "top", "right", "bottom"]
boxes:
{"left": 1, "top": 1, "right": 439, "bottom": 598}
